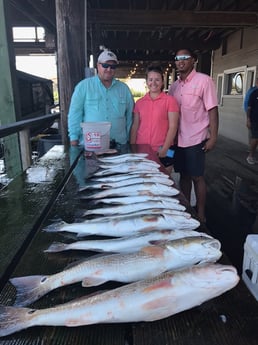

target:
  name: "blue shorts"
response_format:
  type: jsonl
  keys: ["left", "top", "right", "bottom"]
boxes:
{"left": 250, "top": 122, "right": 258, "bottom": 139}
{"left": 174, "top": 141, "right": 206, "bottom": 176}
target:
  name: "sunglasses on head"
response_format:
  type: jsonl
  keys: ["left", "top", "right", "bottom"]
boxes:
{"left": 174, "top": 55, "right": 192, "bottom": 61}
{"left": 100, "top": 63, "right": 117, "bottom": 70}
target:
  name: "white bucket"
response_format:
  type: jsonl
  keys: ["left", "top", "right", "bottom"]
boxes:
{"left": 81, "top": 122, "right": 111, "bottom": 151}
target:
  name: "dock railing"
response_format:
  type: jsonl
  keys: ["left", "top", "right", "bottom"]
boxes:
{"left": 0, "top": 112, "right": 60, "bottom": 184}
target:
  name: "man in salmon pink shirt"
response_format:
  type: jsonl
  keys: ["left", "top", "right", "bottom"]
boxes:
{"left": 168, "top": 48, "right": 219, "bottom": 223}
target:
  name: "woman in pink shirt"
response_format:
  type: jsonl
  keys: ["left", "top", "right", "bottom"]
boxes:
{"left": 130, "top": 65, "right": 179, "bottom": 172}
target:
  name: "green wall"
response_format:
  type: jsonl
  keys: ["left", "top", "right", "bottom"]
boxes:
{"left": 0, "top": 0, "right": 22, "bottom": 177}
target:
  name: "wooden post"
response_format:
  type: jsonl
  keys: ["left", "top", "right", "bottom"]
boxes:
{"left": 19, "top": 129, "right": 32, "bottom": 170}
{"left": 55, "top": 0, "right": 86, "bottom": 148}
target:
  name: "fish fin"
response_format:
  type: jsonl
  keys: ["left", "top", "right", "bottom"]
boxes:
{"left": 44, "top": 242, "right": 69, "bottom": 253}
{"left": 142, "top": 296, "right": 175, "bottom": 316}
{"left": 64, "top": 258, "right": 90, "bottom": 269}
{"left": 140, "top": 246, "right": 164, "bottom": 256}
{"left": 149, "top": 240, "right": 168, "bottom": 246}
{"left": 0, "top": 305, "right": 35, "bottom": 337}
{"left": 139, "top": 191, "right": 154, "bottom": 196}
{"left": 143, "top": 215, "right": 160, "bottom": 222}
{"left": 10, "top": 275, "right": 50, "bottom": 307}
{"left": 82, "top": 277, "right": 107, "bottom": 287}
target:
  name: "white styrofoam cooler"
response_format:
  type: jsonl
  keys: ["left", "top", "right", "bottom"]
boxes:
{"left": 242, "top": 234, "right": 258, "bottom": 301}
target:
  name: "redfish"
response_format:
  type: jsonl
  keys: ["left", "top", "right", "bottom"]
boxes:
{"left": 45, "top": 229, "right": 212, "bottom": 254}
{"left": 97, "top": 153, "right": 148, "bottom": 163}
{"left": 44, "top": 212, "right": 200, "bottom": 237}
{"left": 83, "top": 200, "right": 186, "bottom": 216}
{"left": 89, "top": 195, "right": 180, "bottom": 206}
{"left": 89, "top": 171, "right": 170, "bottom": 183}
{"left": 0, "top": 264, "right": 239, "bottom": 337}
{"left": 10, "top": 236, "right": 221, "bottom": 307}
{"left": 80, "top": 176, "right": 174, "bottom": 190}
{"left": 93, "top": 163, "right": 160, "bottom": 176}
{"left": 82, "top": 182, "right": 179, "bottom": 199}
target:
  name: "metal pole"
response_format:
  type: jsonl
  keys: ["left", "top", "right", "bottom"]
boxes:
{"left": 84, "top": 0, "right": 88, "bottom": 67}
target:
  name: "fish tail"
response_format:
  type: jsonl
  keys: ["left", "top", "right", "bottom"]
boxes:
{"left": 0, "top": 305, "right": 34, "bottom": 337}
{"left": 82, "top": 210, "right": 92, "bottom": 216}
{"left": 84, "top": 199, "right": 100, "bottom": 206}
{"left": 44, "top": 242, "right": 69, "bottom": 253}
{"left": 43, "top": 221, "right": 68, "bottom": 232}
{"left": 10, "top": 275, "right": 50, "bottom": 306}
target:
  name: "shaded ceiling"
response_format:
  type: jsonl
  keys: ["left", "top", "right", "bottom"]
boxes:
{"left": 8, "top": 0, "right": 258, "bottom": 78}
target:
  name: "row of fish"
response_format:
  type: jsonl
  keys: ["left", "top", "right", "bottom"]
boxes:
{"left": 0, "top": 264, "right": 239, "bottom": 337}
{"left": 0, "top": 153, "right": 239, "bottom": 337}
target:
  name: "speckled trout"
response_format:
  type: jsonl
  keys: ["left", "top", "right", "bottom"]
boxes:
{"left": 45, "top": 229, "right": 212, "bottom": 254}
{"left": 0, "top": 264, "right": 239, "bottom": 337}
{"left": 10, "top": 236, "right": 222, "bottom": 307}
{"left": 44, "top": 212, "right": 200, "bottom": 237}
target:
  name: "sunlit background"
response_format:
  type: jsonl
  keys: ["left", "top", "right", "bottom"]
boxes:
{"left": 14, "top": 26, "right": 146, "bottom": 100}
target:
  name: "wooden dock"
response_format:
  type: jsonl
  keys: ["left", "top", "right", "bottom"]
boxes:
{"left": 0, "top": 144, "right": 257, "bottom": 345}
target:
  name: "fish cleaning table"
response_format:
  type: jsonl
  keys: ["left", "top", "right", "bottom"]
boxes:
{"left": 0, "top": 144, "right": 257, "bottom": 345}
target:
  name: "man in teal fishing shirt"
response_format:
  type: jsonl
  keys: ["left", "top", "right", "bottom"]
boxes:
{"left": 68, "top": 50, "right": 134, "bottom": 146}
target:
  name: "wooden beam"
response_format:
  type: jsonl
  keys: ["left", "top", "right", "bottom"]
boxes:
{"left": 100, "top": 37, "right": 221, "bottom": 52}
{"left": 87, "top": 9, "right": 258, "bottom": 28}
{"left": 9, "top": 0, "right": 56, "bottom": 33}
{"left": 13, "top": 42, "right": 56, "bottom": 55}
{"left": 13, "top": 35, "right": 221, "bottom": 54}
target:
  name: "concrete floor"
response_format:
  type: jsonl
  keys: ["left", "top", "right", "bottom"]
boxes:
{"left": 204, "top": 135, "right": 257, "bottom": 273}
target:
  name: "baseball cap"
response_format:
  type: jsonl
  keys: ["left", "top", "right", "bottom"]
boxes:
{"left": 97, "top": 50, "right": 118, "bottom": 64}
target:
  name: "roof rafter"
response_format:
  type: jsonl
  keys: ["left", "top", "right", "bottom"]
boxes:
{"left": 87, "top": 9, "right": 258, "bottom": 28}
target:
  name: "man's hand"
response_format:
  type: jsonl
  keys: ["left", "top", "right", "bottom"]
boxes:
{"left": 70, "top": 140, "right": 79, "bottom": 146}
{"left": 202, "top": 138, "right": 216, "bottom": 152}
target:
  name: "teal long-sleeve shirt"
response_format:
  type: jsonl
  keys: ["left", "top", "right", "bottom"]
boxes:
{"left": 68, "top": 75, "right": 134, "bottom": 145}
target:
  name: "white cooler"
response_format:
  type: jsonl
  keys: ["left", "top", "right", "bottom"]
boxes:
{"left": 242, "top": 234, "right": 258, "bottom": 301}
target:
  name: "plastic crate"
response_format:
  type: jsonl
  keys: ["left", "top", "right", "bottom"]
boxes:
{"left": 242, "top": 234, "right": 258, "bottom": 301}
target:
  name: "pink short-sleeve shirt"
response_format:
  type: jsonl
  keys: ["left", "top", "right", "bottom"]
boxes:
{"left": 133, "top": 92, "right": 179, "bottom": 151}
{"left": 168, "top": 70, "right": 218, "bottom": 147}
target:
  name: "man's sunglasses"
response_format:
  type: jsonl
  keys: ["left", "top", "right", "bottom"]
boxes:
{"left": 174, "top": 55, "right": 192, "bottom": 61}
{"left": 100, "top": 63, "right": 117, "bottom": 70}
